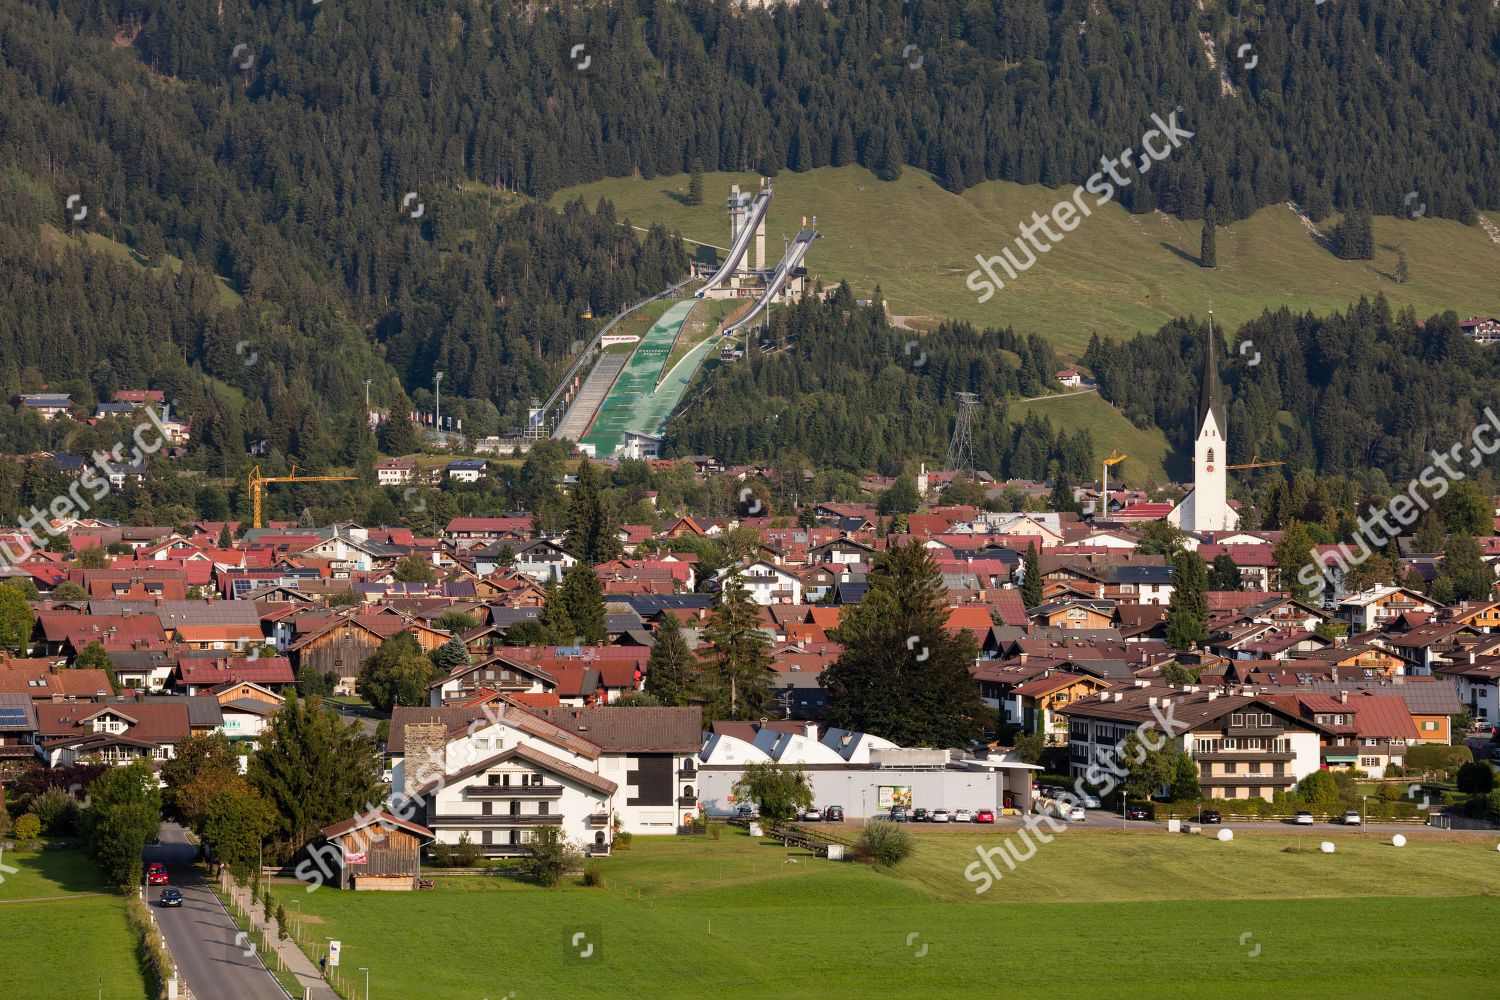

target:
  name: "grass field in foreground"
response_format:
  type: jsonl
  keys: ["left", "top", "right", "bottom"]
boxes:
{"left": 555, "top": 167, "right": 1500, "bottom": 357}
{"left": 0, "top": 847, "right": 151, "bottom": 1000}
{"left": 277, "top": 828, "right": 1498, "bottom": 999}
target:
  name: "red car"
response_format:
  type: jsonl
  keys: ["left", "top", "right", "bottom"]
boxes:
{"left": 146, "top": 863, "right": 169, "bottom": 886}
{"left": 974, "top": 809, "right": 996, "bottom": 824}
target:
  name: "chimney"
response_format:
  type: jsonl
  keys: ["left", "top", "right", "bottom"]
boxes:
{"left": 1097, "top": 691, "right": 1110, "bottom": 702}
{"left": 803, "top": 723, "right": 818, "bottom": 741}
{"left": 1208, "top": 691, "right": 1219, "bottom": 700}
{"left": 1147, "top": 696, "right": 1158, "bottom": 708}
{"left": 1339, "top": 690, "right": 1348, "bottom": 704}
{"left": 1113, "top": 692, "right": 1124, "bottom": 702}
{"left": 403, "top": 722, "right": 449, "bottom": 799}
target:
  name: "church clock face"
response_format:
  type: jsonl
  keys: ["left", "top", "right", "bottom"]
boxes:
{"left": 1206, "top": 465, "right": 1214, "bottom": 472}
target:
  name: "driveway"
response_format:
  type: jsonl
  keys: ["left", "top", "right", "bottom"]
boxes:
{"left": 144, "top": 822, "right": 287, "bottom": 1000}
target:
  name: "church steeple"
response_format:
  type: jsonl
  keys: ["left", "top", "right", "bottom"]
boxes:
{"left": 1198, "top": 311, "right": 1226, "bottom": 433}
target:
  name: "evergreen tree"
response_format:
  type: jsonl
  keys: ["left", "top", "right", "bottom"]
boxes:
{"left": 1199, "top": 208, "right": 1218, "bottom": 268}
{"left": 430, "top": 635, "right": 470, "bottom": 671}
{"left": 1020, "top": 543, "right": 1043, "bottom": 609}
{"left": 644, "top": 612, "right": 696, "bottom": 706}
{"left": 686, "top": 165, "right": 704, "bottom": 207}
{"left": 1049, "top": 473, "right": 1080, "bottom": 514}
{"left": 560, "top": 561, "right": 607, "bottom": 645}
{"left": 565, "top": 460, "right": 621, "bottom": 565}
{"left": 822, "top": 542, "right": 983, "bottom": 746}
{"left": 248, "top": 693, "right": 382, "bottom": 862}
{"left": 536, "top": 582, "right": 576, "bottom": 645}
{"left": 700, "top": 573, "right": 773, "bottom": 721}
{"left": 1209, "top": 552, "right": 1242, "bottom": 591}
{"left": 1334, "top": 209, "right": 1374, "bottom": 260}
{"left": 1166, "top": 550, "right": 1209, "bottom": 649}
{"left": 1394, "top": 245, "right": 1408, "bottom": 283}
{"left": 380, "top": 396, "right": 422, "bottom": 456}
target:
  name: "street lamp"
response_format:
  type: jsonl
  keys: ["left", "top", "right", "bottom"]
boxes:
{"left": 293, "top": 899, "right": 302, "bottom": 943}
{"left": 434, "top": 372, "right": 444, "bottom": 437}
{"left": 363, "top": 379, "right": 373, "bottom": 426}
{"left": 358, "top": 966, "right": 370, "bottom": 1000}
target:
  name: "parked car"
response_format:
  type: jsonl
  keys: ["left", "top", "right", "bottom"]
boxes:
{"left": 1079, "top": 793, "right": 1102, "bottom": 808}
{"left": 1198, "top": 809, "right": 1222, "bottom": 824}
{"left": 157, "top": 888, "right": 183, "bottom": 908}
{"left": 912, "top": 807, "right": 931, "bottom": 823}
{"left": 801, "top": 807, "right": 822, "bottom": 822}
{"left": 735, "top": 804, "right": 758, "bottom": 819}
{"left": 146, "top": 864, "right": 169, "bottom": 886}
{"left": 1044, "top": 785, "right": 1068, "bottom": 800}
{"left": 888, "top": 806, "right": 909, "bottom": 822}
{"left": 1342, "top": 810, "right": 1363, "bottom": 825}
{"left": 1067, "top": 805, "right": 1086, "bottom": 822}
{"left": 1292, "top": 811, "right": 1315, "bottom": 825}
{"left": 953, "top": 809, "right": 973, "bottom": 823}
{"left": 1126, "top": 805, "right": 1151, "bottom": 821}
{"left": 930, "top": 809, "right": 951, "bottom": 823}
{"left": 824, "top": 805, "right": 845, "bottom": 822}
{"left": 975, "top": 809, "right": 995, "bottom": 824}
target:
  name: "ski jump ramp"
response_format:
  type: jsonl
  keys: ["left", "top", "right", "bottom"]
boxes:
{"left": 696, "top": 186, "right": 772, "bottom": 297}
{"left": 722, "top": 229, "right": 819, "bottom": 337}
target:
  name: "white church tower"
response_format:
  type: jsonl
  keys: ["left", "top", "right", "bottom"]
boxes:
{"left": 1168, "top": 313, "right": 1238, "bottom": 533}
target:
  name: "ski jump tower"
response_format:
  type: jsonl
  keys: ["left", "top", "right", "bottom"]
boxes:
{"left": 729, "top": 180, "right": 767, "bottom": 273}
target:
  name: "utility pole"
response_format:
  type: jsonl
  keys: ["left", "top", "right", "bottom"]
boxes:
{"left": 434, "top": 372, "right": 444, "bottom": 442}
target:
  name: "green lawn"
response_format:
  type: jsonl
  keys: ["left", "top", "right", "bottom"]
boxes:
{"left": 555, "top": 167, "right": 1500, "bottom": 357}
{"left": 0, "top": 846, "right": 151, "bottom": 1000}
{"left": 276, "top": 827, "right": 1497, "bottom": 999}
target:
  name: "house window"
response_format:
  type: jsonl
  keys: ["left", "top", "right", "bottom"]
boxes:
{"left": 538, "top": 801, "right": 549, "bottom": 816}
{"left": 509, "top": 801, "right": 520, "bottom": 815}
{"left": 1361, "top": 757, "right": 1380, "bottom": 768}
{"left": 1230, "top": 713, "right": 1244, "bottom": 727}
{"left": 482, "top": 802, "right": 492, "bottom": 816}
{"left": 1207, "top": 448, "right": 1215, "bottom": 464}
{"left": 509, "top": 830, "right": 520, "bottom": 845}
{"left": 474, "top": 738, "right": 489, "bottom": 750}
{"left": 1260, "top": 713, "right": 1273, "bottom": 727}
{"left": 482, "top": 830, "right": 492, "bottom": 846}
{"left": 1422, "top": 720, "right": 1437, "bottom": 731}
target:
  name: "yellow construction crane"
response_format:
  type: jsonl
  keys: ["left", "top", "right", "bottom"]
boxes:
{"left": 1099, "top": 450, "right": 1128, "bottom": 518}
{"left": 247, "top": 464, "right": 358, "bottom": 529}
{"left": 1226, "top": 454, "right": 1285, "bottom": 472}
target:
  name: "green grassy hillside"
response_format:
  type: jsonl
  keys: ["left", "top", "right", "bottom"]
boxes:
{"left": 1008, "top": 390, "right": 1176, "bottom": 487}
{"left": 557, "top": 167, "right": 1500, "bottom": 357}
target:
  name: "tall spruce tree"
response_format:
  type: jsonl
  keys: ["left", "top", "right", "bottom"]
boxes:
{"left": 1020, "top": 543, "right": 1043, "bottom": 609}
{"left": 560, "top": 561, "right": 607, "bottom": 645}
{"left": 1166, "top": 550, "right": 1209, "bottom": 649}
{"left": 536, "top": 581, "right": 576, "bottom": 645}
{"left": 1199, "top": 208, "right": 1218, "bottom": 268}
{"left": 644, "top": 612, "right": 696, "bottom": 706}
{"left": 822, "top": 542, "right": 983, "bottom": 746}
{"left": 565, "top": 460, "right": 621, "bottom": 565}
{"left": 700, "top": 573, "right": 773, "bottom": 722}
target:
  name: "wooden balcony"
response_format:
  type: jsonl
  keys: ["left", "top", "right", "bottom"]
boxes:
{"left": 467, "top": 785, "right": 564, "bottom": 798}
{"left": 1196, "top": 750, "right": 1294, "bottom": 762}
{"left": 429, "top": 814, "right": 564, "bottom": 828}
{"left": 587, "top": 812, "right": 611, "bottom": 827}
{"left": 677, "top": 794, "right": 698, "bottom": 807}
{"left": 1226, "top": 725, "right": 1284, "bottom": 738}
{"left": 1198, "top": 774, "right": 1295, "bottom": 787}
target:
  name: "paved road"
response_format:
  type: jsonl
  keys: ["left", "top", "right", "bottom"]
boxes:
{"left": 144, "top": 822, "right": 287, "bottom": 1000}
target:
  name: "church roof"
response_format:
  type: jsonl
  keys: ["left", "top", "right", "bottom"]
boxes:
{"left": 1198, "top": 313, "right": 1227, "bottom": 433}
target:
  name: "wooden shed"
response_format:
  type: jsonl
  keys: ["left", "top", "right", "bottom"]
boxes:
{"left": 317, "top": 811, "right": 435, "bottom": 891}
